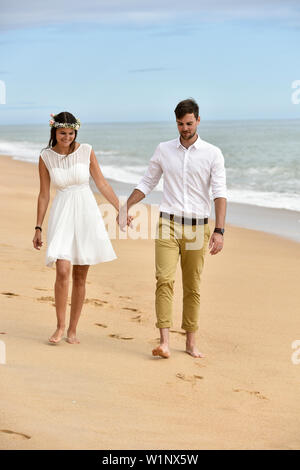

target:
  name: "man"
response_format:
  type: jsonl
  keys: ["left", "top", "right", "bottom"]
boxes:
{"left": 118, "top": 98, "right": 227, "bottom": 359}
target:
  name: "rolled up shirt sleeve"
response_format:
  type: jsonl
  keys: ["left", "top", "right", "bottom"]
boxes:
{"left": 211, "top": 149, "right": 227, "bottom": 200}
{"left": 135, "top": 144, "right": 163, "bottom": 196}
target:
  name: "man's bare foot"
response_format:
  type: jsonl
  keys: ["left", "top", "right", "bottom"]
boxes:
{"left": 152, "top": 344, "right": 170, "bottom": 358}
{"left": 186, "top": 345, "right": 205, "bottom": 358}
{"left": 48, "top": 327, "right": 65, "bottom": 344}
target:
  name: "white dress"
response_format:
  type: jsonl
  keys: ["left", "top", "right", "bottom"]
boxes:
{"left": 40, "top": 143, "right": 117, "bottom": 267}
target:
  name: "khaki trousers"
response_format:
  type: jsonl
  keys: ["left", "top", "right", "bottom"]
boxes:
{"left": 155, "top": 216, "right": 210, "bottom": 332}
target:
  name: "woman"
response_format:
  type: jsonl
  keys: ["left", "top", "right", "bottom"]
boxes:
{"left": 33, "top": 112, "right": 132, "bottom": 345}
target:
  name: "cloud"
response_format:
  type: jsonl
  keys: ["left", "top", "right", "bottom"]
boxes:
{"left": 1, "top": 0, "right": 300, "bottom": 31}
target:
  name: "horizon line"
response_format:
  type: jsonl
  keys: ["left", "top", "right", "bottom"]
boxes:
{"left": 0, "top": 117, "right": 300, "bottom": 126}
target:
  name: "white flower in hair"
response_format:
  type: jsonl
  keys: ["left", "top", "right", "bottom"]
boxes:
{"left": 49, "top": 116, "right": 81, "bottom": 130}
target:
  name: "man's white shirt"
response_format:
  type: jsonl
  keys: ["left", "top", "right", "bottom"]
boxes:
{"left": 135, "top": 135, "right": 227, "bottom": 218}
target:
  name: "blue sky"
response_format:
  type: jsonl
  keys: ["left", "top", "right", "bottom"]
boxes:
{"left": 0, "top": 0, "right": 299, "bottom": 124}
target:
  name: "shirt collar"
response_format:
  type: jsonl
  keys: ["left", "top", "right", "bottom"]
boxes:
{"left": 176, "top": 135, "right": 202, "bottom": 150}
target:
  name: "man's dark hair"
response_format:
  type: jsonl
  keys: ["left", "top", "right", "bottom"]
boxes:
{"left": 174, "top": 98, "right": 199, "bottom": 120}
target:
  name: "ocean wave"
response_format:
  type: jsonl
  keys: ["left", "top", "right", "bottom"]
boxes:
{"left": 227, "top": 189, "right": 300, "bottom": 212}
{"left": 100, "top": 164, "right": 163, "bottom": 191}
{"left": 0, "top": 140, "right": 44, "bottom": 162}
{"left": 94, "top": 149, "right": 119, "bottom": 157}
{"left": 226, "top": 166, "right": 298, "bottom": 176}
{"left": 0, "top": 139, "right": 299, "bottom": 211}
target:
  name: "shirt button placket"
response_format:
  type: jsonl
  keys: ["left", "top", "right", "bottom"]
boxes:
{"left": 183, "top": 148, "right": 189, "bottom": 214}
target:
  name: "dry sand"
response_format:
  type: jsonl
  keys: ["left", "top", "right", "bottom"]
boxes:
{"left": 1, "top": 155, "right": 300, "bottom": 450}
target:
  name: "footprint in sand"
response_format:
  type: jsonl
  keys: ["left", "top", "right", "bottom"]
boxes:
{"left": 176, "top": 373, "right": 203, "bottom": 382}
{"left": 233, "top": 389, "right": 268, "bottom": 400}
{"left": 34, "top": 287, "right": 48, "bottom": 291}
{"left": 0, "top": 429, "right": 31, "bottom": 440}
{"left": 122, "top": 307, "right": 139, "bottom": 312}
{"left": 131, "top": 315, "right": 141, "bottom": 322}
{"left": 37, "top": 296, "right": 56, "bottom": 307}
{"left": 37, "top": 296, "right": 54, "bottom": 302}
{"left": 46, "top": 298, "right": 108, "bottom": 307}
{"left": 109, "top": 334, "right": 134, "bottom": 340}
{"left": 95, "top": 323, "right": 108, "bottom": 328}
{"left": 1, "top": 292, "right": 19, "bottom": 297}
{"left": 119, "top": 296, "right": 132, "bottom": 300}
{"left": 194, "top": 362, "right": 206, "bottom": 368}
{"left": 84, "top": 298, "right": 108, "bottom": 306}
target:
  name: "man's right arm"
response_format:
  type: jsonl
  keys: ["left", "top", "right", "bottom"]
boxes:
{"left": 126, "top": 189, "right": 146, "bottom": 210}
{"left": 118, "top": 145, "right": 163, "bottom": 228}
{"left": 134, "top": 143, "right": 163, "bottom": 198}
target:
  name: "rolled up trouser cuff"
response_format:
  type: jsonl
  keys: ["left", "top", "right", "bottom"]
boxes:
{"left": 155, "top": 321, "right": 173, "bottom": 329}
{"left": 181, "top": 323, "right": 199, "bottom": 332}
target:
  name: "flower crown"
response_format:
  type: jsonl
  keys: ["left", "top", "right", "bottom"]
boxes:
{"left": 49, "top": 113, "right": 81, "bottom": 130}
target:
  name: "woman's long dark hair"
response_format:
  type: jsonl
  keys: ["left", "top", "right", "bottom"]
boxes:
{"left": 48, "top": 111, "right": 78, "bottom": 156}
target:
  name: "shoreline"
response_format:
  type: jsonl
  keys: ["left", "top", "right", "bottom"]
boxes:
{"left": 102, "top": 177, "right": 300, "bottom": 245}
{"left": 2, "top": 153, "right": 299, "bottom": 244}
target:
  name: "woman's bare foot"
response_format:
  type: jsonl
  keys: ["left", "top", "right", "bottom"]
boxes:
{"left": 48, "top": 327, "right": 65, "bottom": 344}
{"left": 186, "top": 344, "right": 204, "bottom": 358}
{"left": 152, "top": 344, "right": 170, "bottom": 358}
{"left": 66, "top": 329, "right": 80, "bottom": 344}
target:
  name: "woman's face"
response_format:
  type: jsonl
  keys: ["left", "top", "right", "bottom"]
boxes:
{"left": 56, "top": 128, "right": 76, "bottom": 147}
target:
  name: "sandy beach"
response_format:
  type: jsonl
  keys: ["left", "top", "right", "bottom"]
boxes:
{"left": 1, "top": 154, "right": 300, "bottom": 450}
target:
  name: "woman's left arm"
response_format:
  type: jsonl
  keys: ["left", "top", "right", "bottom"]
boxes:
{"left": 89, "top": 149, "right": 120, "bottom": 211}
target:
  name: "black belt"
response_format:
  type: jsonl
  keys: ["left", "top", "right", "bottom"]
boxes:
{"left": 159, "top": 211, "right": 208, "bottom": 226}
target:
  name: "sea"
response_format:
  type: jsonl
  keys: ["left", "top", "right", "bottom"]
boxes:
{"left": 0, "top": 119, "right": 299, "bottom": 214}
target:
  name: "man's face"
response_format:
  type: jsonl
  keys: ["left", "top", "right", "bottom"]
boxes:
{"left": 176, "top": 113, "right": 200, "bottom": 141}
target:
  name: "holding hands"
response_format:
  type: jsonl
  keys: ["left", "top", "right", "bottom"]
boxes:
{"left": 117, "top": 204, "right": 134, "bottom": 231}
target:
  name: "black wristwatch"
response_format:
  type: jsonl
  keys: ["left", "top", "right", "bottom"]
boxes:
{"left": 214, "top": 228, "right": 225, "bottom": 235}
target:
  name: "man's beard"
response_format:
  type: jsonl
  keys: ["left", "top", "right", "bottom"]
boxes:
{"left": 181, "top": 130, "right": 196, "bottom": 140}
